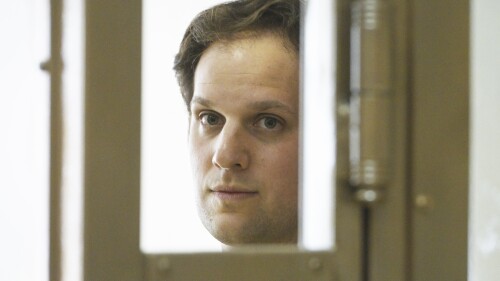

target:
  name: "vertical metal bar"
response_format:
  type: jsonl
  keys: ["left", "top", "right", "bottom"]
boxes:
{"left": 411, "top": 0, "right": 469, "bottom": 279}
{"left": 48, "top": 0, "right": 64, "bottom": 280}
{"left": 334, "top": 0, "right": 364, "bottom": 280}
{"left": 350, "top": 3, "right": 392, "bottom": 280}
{"left": 348, "top": 2, "right": 412, "bottom": 281}
{"left": 83, "top": 0, "right": 143, "bottom": 280}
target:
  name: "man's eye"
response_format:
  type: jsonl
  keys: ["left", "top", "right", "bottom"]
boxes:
{"left": 255, "top": 116, "right": 282, "bottom": 130}
{"left": 200, "top": 112, "right": 223, "bottom": 126}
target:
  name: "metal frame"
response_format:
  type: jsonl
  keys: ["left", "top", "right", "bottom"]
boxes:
{"left": 145, "top": 249, "right": 335, "bottom": 281}
{"left": 410, "top": 0, "right": 469, "bottom": 279}
{"left": 83, "top": 0, "right": 144, "bottom": 280}
{"left": 47, "top": 0, "right": 64, "bottom": 280}
{"left": 81, "top": 0, "right": 339, "bottom": 280}
{"left": 77, "top": 0, "right": 470, "bottom": 280}
{"left": 335, "top": 0, "right": 412, "bottom": 280}
{"left": 335, "top": 1, "right": 363, "bottom": 279}
{"left": 336, "top": 0, "right": 470, "bottom": 280}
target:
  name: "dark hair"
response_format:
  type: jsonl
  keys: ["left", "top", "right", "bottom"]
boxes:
{"left": 173, "top": 0, "right": 301, "bottom": 112}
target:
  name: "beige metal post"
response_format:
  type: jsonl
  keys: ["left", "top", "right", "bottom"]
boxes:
{"left": 363, "top": 0, "right": 413, "bottom": 280}
{"left": 335, "top": 0, "right": 364, "bottom": 280}
{"left": 411, "top": 0, "right": 470, "bottom": 280}
{"left": 83, "top": 0, "right": 144, "bottom": 280}
{"left": 47, "top": 0, "right": 64, "bottom": 280}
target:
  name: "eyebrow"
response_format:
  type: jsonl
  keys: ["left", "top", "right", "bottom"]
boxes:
{"left": 191, "top": 97, "right": 296, "bottom": 114}
{"left": 191, "top": 96, "right": 213, "bottom": 108}
{"left": 250, "top": 100, "right": 296, "bottom": 114}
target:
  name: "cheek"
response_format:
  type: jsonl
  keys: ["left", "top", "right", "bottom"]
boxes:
{"left": 260, "top": 136, "right": 299, "bottom": 189}
{"left": 188, "top": 132, "right": 210, "bottom": 180}
{"left": 261, "top": 147, "right": 299, "bottom": 216}
{"left": 270, "top": 144, "right": 299, "bottom": 216}
{"left": 269, "top": 134, "right": 298, "bottom": 168}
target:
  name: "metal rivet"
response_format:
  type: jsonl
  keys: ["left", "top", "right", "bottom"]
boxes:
{"left": 415, "top": 194, "right": 433, "bottom": 210}
{"left": 157, "top": 257, "right": 170, "bottom": 272}
{"left": 308, "top": 257, "right": 322, "bottom": 271}
{"left": 337, "top": 103, "right": 350, "bottom": 117}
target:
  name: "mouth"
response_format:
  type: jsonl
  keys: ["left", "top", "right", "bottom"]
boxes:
{"left": 210, "top": 186, "right": 259, "bottom": 200}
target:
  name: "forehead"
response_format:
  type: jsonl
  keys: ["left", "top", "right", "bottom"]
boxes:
{"left": 193, "top": 34, "right": 299, "bottom": 107}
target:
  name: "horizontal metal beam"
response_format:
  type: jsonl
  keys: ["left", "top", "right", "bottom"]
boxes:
{"left": 146, "top": 249, "right": 336, "bottom": 281}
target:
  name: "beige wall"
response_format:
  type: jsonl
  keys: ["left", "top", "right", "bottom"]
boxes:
{"left": 470, "top": 1, "right": 500, "bottom": 280}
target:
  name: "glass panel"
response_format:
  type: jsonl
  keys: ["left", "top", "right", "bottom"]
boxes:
{"left": 301, "top": 0, "right": 336, "bottom": 250}
{"left": 61, "top": 0, "right": 84, "bottom": 280}
{"left": 470, "top": 1, "right": 500, "bottom": 280}
{"left": 141, "top": 0, "right": 226, "bottom": 253}
{"left": 0, "top": 1, "right": 50, "bottom": 280}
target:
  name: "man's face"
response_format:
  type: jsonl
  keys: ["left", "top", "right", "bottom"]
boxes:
{"left": 189, "top": 34, "right": 299, "bottom": 246}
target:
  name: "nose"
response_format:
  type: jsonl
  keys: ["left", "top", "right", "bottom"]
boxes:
{"left": 212, "top": 124, "right": 249, "bottom": 170}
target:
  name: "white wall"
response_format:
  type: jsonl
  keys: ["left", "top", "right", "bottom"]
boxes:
{"left": 0, "top": 1, "right": 50, "bottom": 280}
{"left": 469, "top": 1, "right": 500, "bottom": 280}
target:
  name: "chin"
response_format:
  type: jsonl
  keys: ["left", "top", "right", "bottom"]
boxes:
{"left": 207, "top": 217, "right": 256, "bottom": 245}
{"left": 199, "top": 209, "right": 298, "bottom": 245}
{"left": 209, "top": 224, "right": 298, "bottom": 246}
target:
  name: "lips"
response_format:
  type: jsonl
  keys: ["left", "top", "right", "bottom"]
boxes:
{"left": 210, "top": 186, "right": 259, "bottom": 200}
